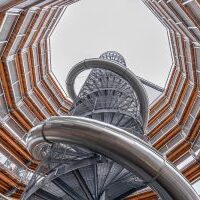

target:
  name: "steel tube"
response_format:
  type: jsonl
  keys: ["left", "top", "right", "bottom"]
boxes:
{"left": 27, "top": 116, "right": 199, "bottom": 200}
{"left": 66, "top": 59, "right": 149, "bottom": 128}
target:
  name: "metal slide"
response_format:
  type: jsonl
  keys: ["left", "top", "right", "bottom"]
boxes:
{"left": 22, "top": 52, "right": 199, "bottom": 200}
{"left": 25, "top": 116, "right": 199, "bottom": 200}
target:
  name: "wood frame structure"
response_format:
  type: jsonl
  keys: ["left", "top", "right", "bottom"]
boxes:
{"left": 0, "top": 0, "right": 199, "bottom": 199}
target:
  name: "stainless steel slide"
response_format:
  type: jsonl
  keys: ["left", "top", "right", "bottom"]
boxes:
{"left": 26, "top": 116, "right": 199, "bottom": 200}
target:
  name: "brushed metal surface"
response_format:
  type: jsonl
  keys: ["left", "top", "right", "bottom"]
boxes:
{"left": 66, "top": 59, "right": 149, "bottom": 128}
{"left": 27, "top": 116, "right": 199, "bottom": 200}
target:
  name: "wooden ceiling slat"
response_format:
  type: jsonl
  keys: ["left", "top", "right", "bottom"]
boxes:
{"left": 0, "top": 0, "right": 199, "bottom": 198}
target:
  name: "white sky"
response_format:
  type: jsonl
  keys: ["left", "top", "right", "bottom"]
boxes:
{"left": 49, "top": 4, "right": 200, "bottom": 192}
{"left": 50, "top": 0, "right": 172, "bottom": 93}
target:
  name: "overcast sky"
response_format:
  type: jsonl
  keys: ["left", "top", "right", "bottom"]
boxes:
{"left": 49, "top": 1, "right": 200, "bottom": 192}
{"left": 50, "top": 0, "right": 172, "bottom": 94}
